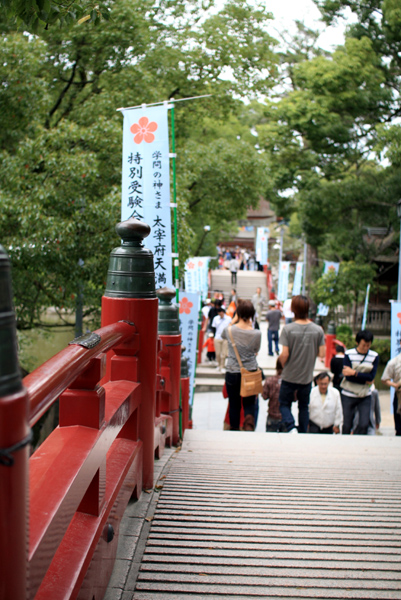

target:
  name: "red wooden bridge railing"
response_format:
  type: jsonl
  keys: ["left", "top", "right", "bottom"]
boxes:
{"left": 0, "top": 218, "right": 190, "bottom": 600}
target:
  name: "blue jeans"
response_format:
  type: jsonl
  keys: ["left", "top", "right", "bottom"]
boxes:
{"left": 279, "top": 380, "right": 312, "bottom": 433}
{"left": 341, "top": 393, "right": 371, "bottom": 435}
{"left": 225, "top": 371, "right": 257, "bottom": 431}
{"left": 394, "top": 393, "right": 401, "bottom": 436}
{"left": 268, "top": 330, "right": 279, "bottom": 356}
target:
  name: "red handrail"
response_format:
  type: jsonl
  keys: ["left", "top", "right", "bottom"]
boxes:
{"left": 25, "top": 320, "right": 137, "bottom": 427}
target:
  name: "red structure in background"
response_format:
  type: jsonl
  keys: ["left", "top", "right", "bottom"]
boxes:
{"left": 0, "top": 218, "right": 189, "bottom": 600}
{"left": 325, "top": 335, "right": 346, "bottom": 369}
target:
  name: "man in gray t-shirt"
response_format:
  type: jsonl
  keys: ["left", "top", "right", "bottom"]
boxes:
{"left": 278, "top": 295, "right": 325, "bottom": 434}
{"left": 280, "top": 322, "right": 325, "bottom": 385}
{"left": 266, "top": 301, "right": 281, "bottom": 356}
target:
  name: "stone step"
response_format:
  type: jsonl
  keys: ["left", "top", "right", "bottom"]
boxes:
{"left": 209, "top": 269, "right": 268, "bottom": 304}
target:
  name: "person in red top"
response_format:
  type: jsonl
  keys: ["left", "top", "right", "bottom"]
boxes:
{"left": 203, "top": 333, "right": 216, "bottom": 363}
{"left": 262, "top": 358, "right": 286, "bottom": 432}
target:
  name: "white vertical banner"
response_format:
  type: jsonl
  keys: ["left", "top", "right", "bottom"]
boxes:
{"left": 256, "top": 227, "right": 269, "bottom": 265}
{"left": 318, "top": 261, "right": 340, "bottom": 315}
{"left": 197, "top": 257, "right": 210, "bottom": 299}
{"left": 185, "top": 256, "right": 210, "bottom": 299}
{"left": 184, "top": 258, "right": 198, "bottom": 293}
{"left": 179, "top": 291, "right": 201, "bottom": 405}
{"left": 277, "top": 261, "right": 290, "bottom": 301}
{"left": 390, "top": 301, "right": 401, "bottom": 360}
{"left": 390, "top": 300, "right": 401, "bottom": 413}
{"left": 121, "top": 105, "right": 172, "bottom": 288}
{"left": 292, "top": 262, "right": 303, "bottom": 296}
{"left": 361, "top": 284, "right": 371, "bottom": 330}
{"left": 323, "top": 261, "right": 340, "bottom": 275}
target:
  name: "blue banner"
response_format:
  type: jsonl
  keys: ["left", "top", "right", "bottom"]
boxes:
{"left": 256, "top": 227, "right": 269, "bottom": 266}
{"left": 361, "top": 284, "right": 371, "bottom": 330}
{"left": 121, "top": 104, "right": 172, "bottom": 288}
{"left": 184, "top": 256, "right": 210, "bottom": 299}
{"left": 277, "top": 261, "right": 290, "bottom": 301}
{"left": 292, "top": 262, "right": 303, "bottom": 296}
{"left": 179, "top": 291, "right": 201, "bottom": 405}
{"left": 390, "top": 301, "right": 401, "bottom": 360}
{"left": 323, "top": 261, "right": 340, "bottom": 275}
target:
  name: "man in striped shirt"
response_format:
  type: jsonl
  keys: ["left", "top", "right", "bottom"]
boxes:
{"left": 340, "top": 330, "right": 379, "bottom": 435}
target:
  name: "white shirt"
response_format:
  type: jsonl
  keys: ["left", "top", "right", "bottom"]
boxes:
{"left": 212, "top": 314, "right": 232, "bottom": 339}
{"left": 309, "top": 385, "right": 343, "bottom": 429}
{"left": 202, "top": 305, "right": 211, "bottom": 319}
{"left": 283, "top": 299, "right": 294, "bottom": 319}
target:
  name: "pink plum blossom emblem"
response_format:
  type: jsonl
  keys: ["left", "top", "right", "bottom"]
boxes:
{"left": 130, "top": 116, "right": 158, "bottom": 144}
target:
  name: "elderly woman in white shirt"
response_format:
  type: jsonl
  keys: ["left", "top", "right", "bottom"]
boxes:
{"left": 309, "top": 372, "right": 343, "bottom": 434}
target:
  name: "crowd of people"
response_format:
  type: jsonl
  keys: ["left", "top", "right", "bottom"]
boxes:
{"left": 217, "top": 246, "right": 265, "bottom": 280}
{"left": 201, "top": 292, "right": 399, "bottom": 436}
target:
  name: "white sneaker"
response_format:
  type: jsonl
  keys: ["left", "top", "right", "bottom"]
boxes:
{"left": 288, "top": 427, "right": 298, "bottom": 434}
{"left": 221, "top": 368, "right": 226, "bottom": 374}
{"left": 216, "top": 366, "right": 221, "bottom": 372}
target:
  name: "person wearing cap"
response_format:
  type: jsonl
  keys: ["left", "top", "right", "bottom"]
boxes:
{"left": 203, "top": 332, "right": 216, "bottom": 363}
{"left": 266, "top": 300, "right": 282, "bottom": 357}
{"left": 212, "top": 307, "right": 232, "bottom": 372}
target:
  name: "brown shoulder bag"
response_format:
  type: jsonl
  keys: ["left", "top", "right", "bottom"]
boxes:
{"left": 228, "top": 326, "right": 263, "bottom": 397}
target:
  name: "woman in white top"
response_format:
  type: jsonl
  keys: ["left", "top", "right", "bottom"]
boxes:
{"left": 309, "top": 372, "right": 343, "bottom": 434}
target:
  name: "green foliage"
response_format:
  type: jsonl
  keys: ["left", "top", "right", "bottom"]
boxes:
{"left": 0, "top": 0, "right": 111, "bottom": 32}
{"left": 371, "top": 338, "right": 391, "bottom": 364}
{"left": 336, "top": 324, "right": 353, "bottom": 337}
{"left": 335, "top": 331, "right": 354, "bottom": 351}
{"left": 310, "top": 261, "right": 376, "bottom": 320}
{"left": 335, "top": 324, "right": 354, "bottom": 350}
{"left": 0, "top": 0, "right": 278, "bottom": 329}
{"left": 257, "top": 12, "right": 400, "bottom": 271}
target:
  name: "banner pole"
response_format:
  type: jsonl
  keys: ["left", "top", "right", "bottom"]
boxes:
{"left": 170, "top": 104, "right": 180, "bottom": 304}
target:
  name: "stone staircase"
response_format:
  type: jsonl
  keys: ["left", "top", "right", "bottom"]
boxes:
{"left": 209, "top": 269, "right": 268, "bottom": 305}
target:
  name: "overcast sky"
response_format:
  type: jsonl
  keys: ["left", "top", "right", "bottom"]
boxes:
{"left": 265, "top": 0, "right": 349, "bottom": 50}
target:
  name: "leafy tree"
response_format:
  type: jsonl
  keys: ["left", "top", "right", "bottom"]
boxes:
{"left": 0, "top": 0, "right": 278, "bottom": 331}
{"left": 257, "top": 20, "right": 399, "bottom": 270}
{"left": 1, "top": 0, "right": 110, "bottom": 32}
{"left": 311, "top": 260, "right": 376, "bottom": 326}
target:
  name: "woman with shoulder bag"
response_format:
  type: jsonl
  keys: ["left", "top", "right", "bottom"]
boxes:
{"left": 221, "top": 300, "right": 262, "bottom": 431}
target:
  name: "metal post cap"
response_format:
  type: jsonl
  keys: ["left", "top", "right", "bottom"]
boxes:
{"left": 156, "top": 287, "right": 176, "bottom": 304}
{"left": 115, "top": 219, "right": 150, "bottom": 244}
{"left": 327, "top": 321, "right": 336, "bottom": 335}
{"left": 104, "top": 218, "right": 156, "bottom": 299}
{"left": 157, "top": 287, "right": 180, "bottom": 335}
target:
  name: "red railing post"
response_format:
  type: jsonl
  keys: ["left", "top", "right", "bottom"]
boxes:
{"left": 101, "top": 219, "right": 158, "bottom": 490}
{"left": 0, "top": 246, "right": 30, "bottom": 600}
{"left": 325, "top": 321, "right": 337, "bottom": 368}
{"left": 157, "top": 288, "right": 182, "bottom": 446}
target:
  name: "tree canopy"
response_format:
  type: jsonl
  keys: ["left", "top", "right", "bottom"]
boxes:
{"left": 256, "top": 6, "right": 401, "bottom": 269}
{"left": 2, "top": 0, "right": 401, "bottom": 334}
{"left": 0, "top": 0, "right": 277, "bottom": 330}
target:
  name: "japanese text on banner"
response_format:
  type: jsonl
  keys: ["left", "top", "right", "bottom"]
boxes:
{"left": 179, "top": 291, "right": 200, "bottom": 405}
{"left": 121, "top": 105, "right": 172, "bottom": 288}
{"left": 184, "top": 257, "right": 210, "bottom": 299}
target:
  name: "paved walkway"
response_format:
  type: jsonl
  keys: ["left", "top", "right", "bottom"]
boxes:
{"left": 133, "top": 430, "right": 401, "bottom": 599}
